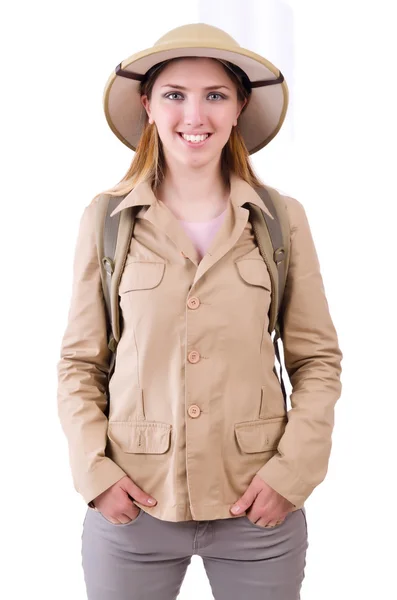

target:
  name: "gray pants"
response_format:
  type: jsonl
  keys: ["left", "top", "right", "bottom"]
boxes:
{"left": 82, "top": 507, "right": 308, "bottom": 600}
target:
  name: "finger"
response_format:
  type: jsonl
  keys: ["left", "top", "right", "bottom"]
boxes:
{"left": 117, "top": 513, "right": 136, "bottom": 524}
{"left": 121, "top": 479, "right": 157, "bottom": 506}
{"left": 263, "top": 516, "right": 285, "bottom": 528}
{"left": 101, "top": 513, "right": 120, "bottom": 525}
{"left": 123, "top": 504, "right": 141, "bottom": 521}
{"left": 251, "top": 517, "right": 276, "bottom": 528}
{"left": 231, "top": 490, "right": 256, "bottom": 514}
{"left": 103, "top": 511, "right": 136, "bottom": 525}
{"left": 247, "top": 509, "right": 285, "bottom": 527}
{"left": 246, "top": 508, "right": 263, "bottom": 524}
{"left": 233, "top": 497, "right": 255, "bottom": 513}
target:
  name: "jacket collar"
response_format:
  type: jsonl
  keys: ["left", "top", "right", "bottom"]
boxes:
{"left": 110, "top": 172, "right": 274, "bottom": 220}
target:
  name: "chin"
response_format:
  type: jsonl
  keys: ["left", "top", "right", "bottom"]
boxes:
{"left": 166, "top": 148, "right": 218, "bottom": 169}
{"left": 183, "top": 158, "right": 214, "bottom": 169}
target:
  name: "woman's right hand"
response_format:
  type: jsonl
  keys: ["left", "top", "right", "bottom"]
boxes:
{"left": 91, "top": 475, "right": 157, "bottom": 524}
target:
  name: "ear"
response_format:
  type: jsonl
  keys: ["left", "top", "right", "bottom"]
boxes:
{"left": 141, "top": 95, "right": 153, "bottom": 124}
{"left": 234, "top": 98, "right": 248, "bottom": 125}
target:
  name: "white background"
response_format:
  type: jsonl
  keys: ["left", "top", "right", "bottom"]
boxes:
{"left": 1, "top": 0, "right": 396, "bottom": 598}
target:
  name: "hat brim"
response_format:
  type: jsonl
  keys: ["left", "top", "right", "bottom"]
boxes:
{"left": 103, "top": 44, "right": 289, "bottom": 155}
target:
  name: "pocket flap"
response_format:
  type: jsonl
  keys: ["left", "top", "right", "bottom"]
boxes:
{"left": 235, "top": 417, "right": 287, "bottom": 453}
{"left": 108, "top": 421, "right": 172, "bottom": 454}
{"left": 119, "top": 262, "right": 165, "bottom": 293}
{"left": 235, "top": 259, "right": 271, "bottom": 290}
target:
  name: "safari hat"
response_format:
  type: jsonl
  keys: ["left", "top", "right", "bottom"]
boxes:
{"left": 103, "top": 22, "right": 289, "bottom": 154}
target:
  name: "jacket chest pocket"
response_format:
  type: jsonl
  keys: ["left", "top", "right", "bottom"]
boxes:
{"left": 234, "top": 258, "right": 272, "bottom": 336}
{"left": 119, "top": 261, "right": 166, "bottom": 294}
{"left": 235, "top": 258, "right": 272, "bottom": 292}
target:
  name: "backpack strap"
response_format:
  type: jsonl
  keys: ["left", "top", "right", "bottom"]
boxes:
{"left": 95, "top": 194, "right": 136, "bottom": 372}
{"left": 95, "top": 184, "right": 291, "bottom": 404}
{"left": 249, "top": 185, "right": 291, "bottom": 407}
{"left": 250, "top": 185, "right": 290, "bottom": 334}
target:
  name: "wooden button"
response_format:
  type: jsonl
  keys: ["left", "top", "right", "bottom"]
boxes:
{"left": 188, "top": 404, "right": 201, "bottom": 418}
{"left": 187, "top": 296, "right": 200, "bottom": 310}
{"left": 187, "top": 350, "right": 200, "bottom": 364}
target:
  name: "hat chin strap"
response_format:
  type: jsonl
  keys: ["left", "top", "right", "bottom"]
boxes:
{"left": 250, "top": 72, "right": 284, "bottom": 87}
{"left": 115, "top": 62, "right": 284, "bottom": 89}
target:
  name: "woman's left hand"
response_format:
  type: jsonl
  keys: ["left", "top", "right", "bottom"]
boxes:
{"left": 230, "top": 475, "right": 295, "bottom": 527}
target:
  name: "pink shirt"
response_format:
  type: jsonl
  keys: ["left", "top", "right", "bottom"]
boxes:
{"left": 179, "top": 208, "right": 228, "bottom": 260}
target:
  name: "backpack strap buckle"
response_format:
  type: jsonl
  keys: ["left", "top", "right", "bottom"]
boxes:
{"left": 108, "top": 334, "right": 118, "bottom": 353}
{"left": 274, "top": 247, "right": 285, "bottom": 265}
{"left": 102, "top": 256, "right": 115, "bottom": 275}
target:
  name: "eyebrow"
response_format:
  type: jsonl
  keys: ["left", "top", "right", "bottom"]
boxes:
{"left": 160, "top": 84, "right": 231, "bottom": 91}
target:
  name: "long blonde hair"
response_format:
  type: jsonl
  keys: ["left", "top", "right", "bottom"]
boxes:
{"left": 91, "top": 57, "right": 265, "bottom": 203}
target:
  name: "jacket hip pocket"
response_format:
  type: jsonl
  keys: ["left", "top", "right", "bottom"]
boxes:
{"left": 108, "top": 420, "right": 172, "bottom": 454}
{"left": 234, "top": 416, "right": 287, "bottom": 453}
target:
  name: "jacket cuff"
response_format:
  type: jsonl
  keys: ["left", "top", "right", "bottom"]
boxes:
{"left": 78, "top": 458, "right": 127, "bottom": 506}
{"left": 256, "top": 455, "right": 314, "bottom": 509}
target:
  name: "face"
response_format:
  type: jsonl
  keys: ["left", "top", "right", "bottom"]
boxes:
{"left": 141, "top": 57, "right": 246, "bottom": 170}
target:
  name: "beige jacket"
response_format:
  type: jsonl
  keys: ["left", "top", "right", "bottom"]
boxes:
{"left": 57, "top": 173, "right": 343, "bottom": 522}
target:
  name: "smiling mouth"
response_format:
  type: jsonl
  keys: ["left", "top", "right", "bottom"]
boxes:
{"left": 178, "top": 132, "right": 213, "bottom": 143}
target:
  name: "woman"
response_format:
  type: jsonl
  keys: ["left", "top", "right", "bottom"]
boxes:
{"left": 57, "top": 23, "right": 343, "bottom": 600}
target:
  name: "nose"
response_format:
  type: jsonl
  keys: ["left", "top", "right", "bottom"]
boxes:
{"left": 183, "top": 96, "right": 206, "bottom": 128}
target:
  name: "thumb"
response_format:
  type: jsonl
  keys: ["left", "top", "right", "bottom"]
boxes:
{"left": 120, "top": 477, "right": 157, "bottom": 506}
{"left": 230, "top": 486, "right": 256, "bottom": 514}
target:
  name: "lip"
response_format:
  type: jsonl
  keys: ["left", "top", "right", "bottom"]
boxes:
{"left": 177, "top": 132, "right": 212, "bottom": 148}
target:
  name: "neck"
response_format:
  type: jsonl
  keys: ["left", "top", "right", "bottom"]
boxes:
{"left": 156, "top": 162, "right": 230, "bottom": 221}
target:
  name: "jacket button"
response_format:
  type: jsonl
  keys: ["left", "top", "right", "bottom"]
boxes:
{"left": 187, "top": 296, "right": 200, "bottom": 310}
{"left": 187, "top": 350, "right": 200, "bottom": 363}
{"left": 188, "top": 404, "right": 201, "bottom": 418}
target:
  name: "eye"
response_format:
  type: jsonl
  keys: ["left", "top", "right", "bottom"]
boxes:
{"left": 208, "top": 93, "right": 225, "bottom": 101}
{"left": 164, "top": 92, "right": 226, "bottom": 101}
{"left": 165, "top": 92, "right": 183, "bottom": 100}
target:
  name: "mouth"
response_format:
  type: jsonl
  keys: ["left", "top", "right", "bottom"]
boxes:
{"left": 177, "top": 132, "right": 213, "bottom": 147}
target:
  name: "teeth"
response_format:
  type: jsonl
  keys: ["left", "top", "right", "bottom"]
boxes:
{"left": 181, "top": 133, "right": 210, "bottom": 143}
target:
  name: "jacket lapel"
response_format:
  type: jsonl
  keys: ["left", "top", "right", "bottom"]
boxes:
{"left": 190, "top": 173, "right": 273, "bottom": 285}
{"left": 142, "top": 200, "right": 200, "bottom": 266}
{"left": 191, "top": 200, "right": 249, "bottom": 286}
{"left": 109, "top": 173, "right": 274, "bottom": 278}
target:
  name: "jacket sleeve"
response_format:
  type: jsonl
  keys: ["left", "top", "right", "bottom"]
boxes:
{"left": 57, "top": 200, "right": 127, "bottom": 505}
{"left": 256, "top": 196, "right": 343, "bottom": 508}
